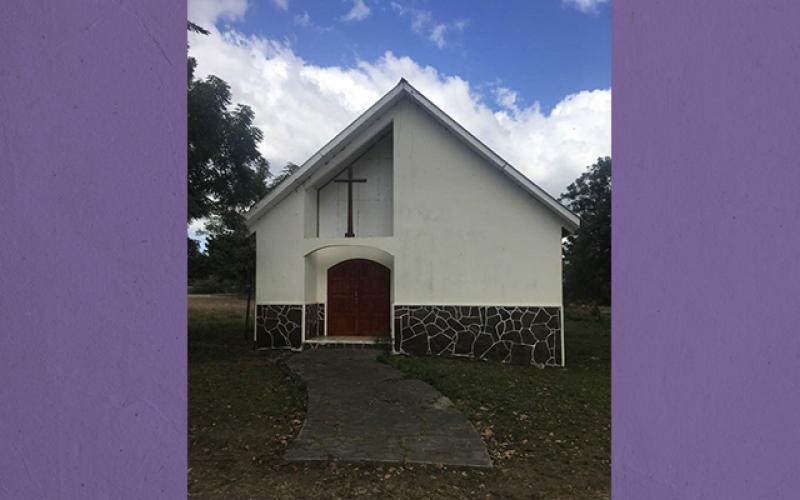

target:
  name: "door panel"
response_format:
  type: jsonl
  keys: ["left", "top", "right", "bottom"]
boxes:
{"left": 327, "top": 259, "right": 390, "bottom": 336}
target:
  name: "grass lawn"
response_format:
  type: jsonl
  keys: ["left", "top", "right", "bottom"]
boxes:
{"left": 189, "top": 296, "right": 609, "bottom": 499}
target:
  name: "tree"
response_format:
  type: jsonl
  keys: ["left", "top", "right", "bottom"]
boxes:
{"left": 188, "top": 237, "right": 209, "bottom": 280}
{"left": 201, "top": 215, "right": 254, "bottom": 288}
{"left": 270, "top": 162, "right": 300, "bottom": 188}
{"left": 187, "top": 23, "right": 273, "bottom": 290}
{"left": 187, "top": 21, "right": 209, "bottom": 35}
{"left": 188, "top": 45, "right": 269, "bottom": 222}
{"left": 560, "top": 157, "right": 611, "bottom": 305}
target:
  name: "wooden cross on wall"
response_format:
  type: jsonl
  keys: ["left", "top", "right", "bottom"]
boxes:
{"left": 334, "top": 167, "right": 367, "bottom": 237}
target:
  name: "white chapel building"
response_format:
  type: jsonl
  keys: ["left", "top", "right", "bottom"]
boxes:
{"left": 245, "top": 80, "right": 579, "bottom": 366}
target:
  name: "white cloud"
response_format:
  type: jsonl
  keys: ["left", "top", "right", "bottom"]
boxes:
{"left": 188, "top": 25, "right": 610, "bottom": 198}
{"left": 341, "top": 0, "right": 371, "bottom": 22}
{"left": 188, "top": 0, "right": 248, "bottom": 27}
{"left": 392, "top": 3, "right": 467, "bottom": 48}
{"left": 562, "top": 0, "right": 608, "bottom": 14}
{"left": 428, "top": 24, "right": 448, "bottom": 48}
{"left": 410, "top": 11, "right": 431, "bottom": 33}
{"left": 272, "top": 0, "right": 289, "bottom": 11}
{"left": 494, "top": 86, "right": 519, "bottom": 113}
{"left": 294, "top": 11, "right": 311, "bottom": 27}
{"left": 188, "top": 217, "right": 209, "bottom": 249}
{"left": 292, "top": 10, "right": 334, "bottom": 32}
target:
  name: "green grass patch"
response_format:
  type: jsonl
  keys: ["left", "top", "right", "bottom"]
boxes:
{"left": 188, "top": 295, "right": 306, "bottom": 497}
{"left": 383, "top": 312, "right": 610, "bottom": 489}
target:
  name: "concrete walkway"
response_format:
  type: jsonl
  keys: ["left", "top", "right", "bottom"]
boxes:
{"left": 285, "top": 349, "right": 492, "bottom": 468}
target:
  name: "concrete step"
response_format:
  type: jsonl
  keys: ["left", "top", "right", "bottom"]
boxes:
{"left": 304, "top": 336, "right": 391, "bottom": 350}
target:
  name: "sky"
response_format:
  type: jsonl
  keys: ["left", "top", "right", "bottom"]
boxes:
{"left": 187, "top": 0, "right": 610, "bottom": 241}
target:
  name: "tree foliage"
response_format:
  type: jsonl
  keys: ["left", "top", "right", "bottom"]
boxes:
{"left": 188, "top": 56, "right": 269, "bottom": 221}
{"left": 270, "top": 162, "right": 300, "bottom": 188}
{"left": 187, "top": 21, "right": 210, "bottom": 35}
{"left": 187, "top": 23, "right": 274, "bottom": 290}
{"left": 560, "top": 157, "right": 611, "bottom": 305}
{"left": 201, "top": 216, "right": 254, "bottom": 287}
{"left": 188, "top": 237, "right": 209, "bottom": 279}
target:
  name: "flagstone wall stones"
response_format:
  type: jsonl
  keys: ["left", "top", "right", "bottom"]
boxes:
{"left": 256, "top": 305, "right": 302, "bottom": 350}
{"left": 256, "top": 303, "right": 562, "bottom": 365}
{"left": 305, "top": 303, "right": 325, "bottom": 339}
{"left": 393, "top": 305, "right": 562, "bottom": 366}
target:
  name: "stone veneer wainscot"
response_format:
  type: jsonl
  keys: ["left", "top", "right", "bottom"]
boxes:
{"left": 304, "top": 303, "right": 325, "bottom": 339}
{"left": 393, "top": 305, "right": 562, "bottom": 366}
{"left": 255, "top": 305, "right": 302, "bottom": 350}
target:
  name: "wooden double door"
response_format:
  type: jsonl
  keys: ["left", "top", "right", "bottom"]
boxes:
{"left": 327, "top": 259, "right": 390, "bottom": 337}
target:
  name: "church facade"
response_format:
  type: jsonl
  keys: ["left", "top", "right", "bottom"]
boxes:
{"left": 245, "top": 80, "right": 579, "bottom": 366}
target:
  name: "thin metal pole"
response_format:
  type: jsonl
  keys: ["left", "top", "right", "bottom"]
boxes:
{"left": 244, "top": 264, "right": 253, "bottom": 341}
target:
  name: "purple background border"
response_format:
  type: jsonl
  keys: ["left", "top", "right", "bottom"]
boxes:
{"left": 2, "top": 1, "right": 800, "bottom": 498}
{"left": 1, "top": 1, "right": 186, "bottom": 498}
{"left": 613, "top": 1, "right": 800, "bottom": 498}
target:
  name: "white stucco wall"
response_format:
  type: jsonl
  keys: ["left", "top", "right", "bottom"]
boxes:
{"left": 253, "top": 97, "right": 565, "bottom": 307}
{"left": 254, "top": 188, "right": 305, "bottom": 304}
{"left": 317, "top": 133, "right": 393, "bottom": 238}
{"left": 391, "top": 100, "right": 564, "bottom": 306}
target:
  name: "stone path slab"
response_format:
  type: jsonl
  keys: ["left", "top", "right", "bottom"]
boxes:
{"left": 285, "top": 349, "right": 492, "bottom": 468}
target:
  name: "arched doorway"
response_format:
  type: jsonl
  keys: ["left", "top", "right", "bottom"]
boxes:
{"left": 327, "top": 259, "right": 390, "bottom": 337}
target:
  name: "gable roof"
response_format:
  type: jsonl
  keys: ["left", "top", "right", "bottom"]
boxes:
{"left": 245, "top": 79, "right": 580, "bottom": 232}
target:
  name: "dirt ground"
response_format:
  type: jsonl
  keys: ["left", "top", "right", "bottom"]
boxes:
{"left": 188, "top": 295, "right": 609, "bottom": 499}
